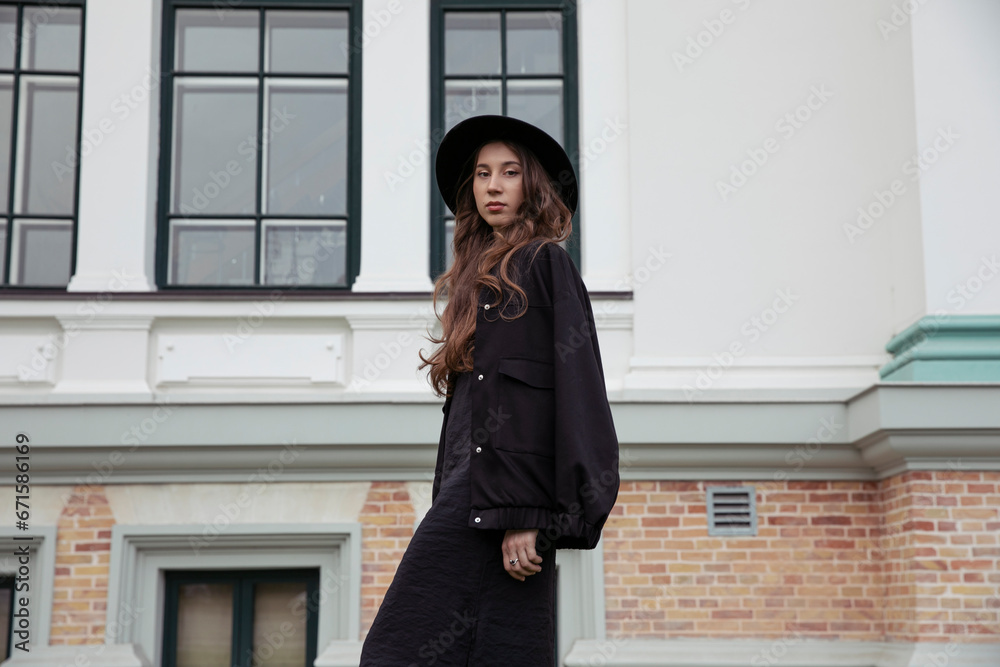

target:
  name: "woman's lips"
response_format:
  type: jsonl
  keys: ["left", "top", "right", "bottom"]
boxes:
{"left": 486, "top": 204, "right": 505, "bottom": 211}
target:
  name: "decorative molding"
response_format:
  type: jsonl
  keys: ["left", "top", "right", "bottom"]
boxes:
{"left": 155, "top": 332, "right": 344, "bottom": 386}
{"left": 107, "top": 524, "right": 362, "bottom": 666}
{"left": 882, "top": 314, "right": 1000, "bottom": 381}
{"left": 3, "top": 385, "right": 999, "bottom": 484}
{"left": 56, "top": 315, "right": 155, "bottom": 332}
{"left": 563, "top": 638, "right": 1000, "bottom": 667}
{"left": 625, "top": 355, "right": 886, "bottom": 402}
{"left": 0, "top": 643, "right": 151, "bottom": 667}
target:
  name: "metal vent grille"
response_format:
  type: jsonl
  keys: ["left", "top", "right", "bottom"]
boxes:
{"left": 706, "top": 485, "right": 757, "bottom": 536}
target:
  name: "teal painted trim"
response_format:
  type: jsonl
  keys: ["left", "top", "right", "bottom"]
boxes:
{"left": 880, "top": 314, "right": 1000, "bottom": 381}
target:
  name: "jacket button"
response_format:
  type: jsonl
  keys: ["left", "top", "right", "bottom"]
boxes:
{"left": 474, "top": 517, "right": 481, "bottom": 523}
{"left": 484, "top": 304, "right": 490, "bottom": 310}
{"left": 475, "top": 446, "right": 482, "bottom": 453}
{"left": 478, "top": 374, "right": 483, "bottom": 380}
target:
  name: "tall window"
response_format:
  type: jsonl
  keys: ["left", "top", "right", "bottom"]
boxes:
{"left": 161, "top": 568, "right": 320, "bottom": 667}
{"left": 157, "top": 0, "right": 362, "bottom": 289}
{"left": 430, "top": 0, "right": 579, "bottom": 278}
{"left": 0, "top": 2, "right": 84, "bottom": 287}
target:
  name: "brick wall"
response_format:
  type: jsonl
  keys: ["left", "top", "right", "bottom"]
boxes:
{"left": 881, "top": 471, "right": 1000, "bottom": 641}
{"left": 603, "top": 472, "right": 1000, "bottom": 642}
{"left": 359, "top": 481, "right": 417, "bottom": 640}
{"left": 50, "top": 485, "right": 114, "bottom": 644}
{"left": 40, "top": 474, "right": 997, "bottom": 646}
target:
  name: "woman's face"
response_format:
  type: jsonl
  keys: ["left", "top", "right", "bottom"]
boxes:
{"left": 473, "top": 141, "right": 524, "bottom": 230}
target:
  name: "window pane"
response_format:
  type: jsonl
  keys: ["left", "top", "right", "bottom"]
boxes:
{"left": 21, "top": 6, "right": 81, "bottom": 71}
{"left": 506, "top": 12, "right": 562, "bottom": 75}
{"left": 444, "top": 80, "right": 501, "bottom": 133}
{"left": 0, "top": 76, "right": 12, "bottom": 212}
{"left": 252, "top": 581, "right": 308, "bottom": 666}
{"left": 176, "top": 582, "right": 233, "bottom": 667}
{"left": 175, "top": 9, "right": 259, "bottom": 73}
{"left": 171, "top": 79, "right": 258, "bottom": 216}
{"left": 444, "top": 12, "right": 500, "bottom": 75}
{"left": 0, "top": 7, "right": 16, "bottom": 70}
{"left": 264, "top": 81, "right": 347, "bottom": 216}
{"left": 9, "top": 219, "right": 72, "bottom": 286}
{"left": 508, "top": 80, "right": 563, "bottom": 148}
{"left": 169, "top": 220, "right": 255, "bottom": 286}
{"left": 266, "top": 10, "right": 349, "bottom": 74}
{"left": 17, "top": 76, "right": 79, "bottom": 215}
{"left": 264, "top": 221, "right": 345, "bottom": 286}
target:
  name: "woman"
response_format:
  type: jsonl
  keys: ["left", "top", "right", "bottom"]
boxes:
{"left": 359, "top": 115, "right": 619, "bottom": 666}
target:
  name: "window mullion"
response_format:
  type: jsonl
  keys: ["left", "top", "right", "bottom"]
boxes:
{"left": 234, "top": 575, "right": 251, "bottom": 667}
{"left": 254, "top": 7, "right": 266, "bottom": 285}
{"left": 500, "top": 8, "right": 507, "bottom": 115}
{"left": 2, "top": 4, "right": 24, "bottom": 285}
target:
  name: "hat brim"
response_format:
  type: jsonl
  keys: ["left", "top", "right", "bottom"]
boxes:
{"left": 434, "top": 114, "right": 578, "bottom": 217}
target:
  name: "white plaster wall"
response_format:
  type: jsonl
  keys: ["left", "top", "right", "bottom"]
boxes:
{"left": 624, "top": 0, "right": 925, "bottom": 390}
{"left": 911, "top": 0, "right": 1000, "bottom": 315}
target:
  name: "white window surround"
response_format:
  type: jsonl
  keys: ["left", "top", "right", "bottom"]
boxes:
{"left": 105, "top": 523, "right": 361, "bottom": 667}
{"left": 0, "top": 526, "right": 57, "bottom": 650}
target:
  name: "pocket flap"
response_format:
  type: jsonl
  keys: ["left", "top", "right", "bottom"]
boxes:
{"left": 498, "top": 357, "right": 555, "bottom": 389}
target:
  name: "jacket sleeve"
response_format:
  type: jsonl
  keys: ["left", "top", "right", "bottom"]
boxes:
{"left": 543, "top": 246, "right": 620, "bottom": 550}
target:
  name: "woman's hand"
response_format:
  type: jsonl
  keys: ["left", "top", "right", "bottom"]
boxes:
{"left": 502, "top": 528, "right": 543, "bottom": 581}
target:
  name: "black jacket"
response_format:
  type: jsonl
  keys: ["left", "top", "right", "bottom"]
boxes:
{"left": 431, "top": 240, "right": 620, "bottom": 550}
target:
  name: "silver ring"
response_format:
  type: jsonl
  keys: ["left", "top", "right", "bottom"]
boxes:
{"left": 509, "top": 558, "right": 518, "bottom": 565}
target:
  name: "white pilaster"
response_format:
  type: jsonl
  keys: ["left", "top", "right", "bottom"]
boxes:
{"left": 911, "top": 0, "right": 1000, "bottom": 315}
{"left": 352, "top": 0, "right": 436, "bottom": 293}
{"left": 67, "top": 0, "right": 159, "bottom": 293}
{"left": 577, "top": 0, "right": 632, "bottom": 292}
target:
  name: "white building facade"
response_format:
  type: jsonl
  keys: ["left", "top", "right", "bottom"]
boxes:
{"left": 0, "top": 0, "right": 998, "bottom": 665}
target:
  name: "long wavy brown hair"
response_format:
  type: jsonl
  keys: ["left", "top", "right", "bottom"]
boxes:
{"left": 419, "top": 138, "right": 573, "bottom": 398}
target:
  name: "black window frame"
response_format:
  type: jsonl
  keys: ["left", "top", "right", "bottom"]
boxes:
{"left": 0, "top": 573, "right": 13, "bottom": 660}
{"left": 429, "top": 0, "right": 581, "bottom": 281}
{"left": 161, "top": 567, "right": 321, "bottom": 667}
{"left": 0, "top": 0, "right": 86, "bottom": 290}
{"left": 155, "top": 0, "right": 363, "bottom": 291}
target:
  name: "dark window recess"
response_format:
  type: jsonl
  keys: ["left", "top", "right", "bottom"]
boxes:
{"left": 0, "top": 573, "right": 14, "bottom": 659}
{"left": 0, "top": 1, "right": 85, "bottom": 287}
{"left": 429, "top": 0, "right": 581, "bottom": 279}
{"left": 156, "top": 0, "right": 363, "bottom": 289}
{"left": 161, "top": 568, "right": 320, "bottom": 667}
{"left": 706, "top": 485, "right": 757, "bottom": 536}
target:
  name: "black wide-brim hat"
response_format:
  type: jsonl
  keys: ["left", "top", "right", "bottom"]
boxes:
{"left": 435, "top": 114, "right": 578, "bottom": 217}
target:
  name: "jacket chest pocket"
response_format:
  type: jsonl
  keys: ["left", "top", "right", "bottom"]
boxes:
{"left": 495, "top": 357, "right": 555, "bottom": 458}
